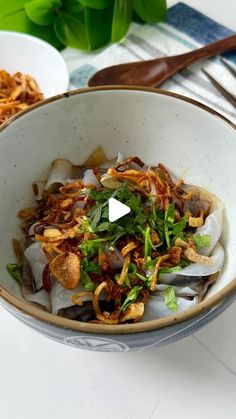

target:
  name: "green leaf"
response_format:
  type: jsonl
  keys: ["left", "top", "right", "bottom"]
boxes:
{"left": 124, "top": 274, "right": 131, "bottom": 288}
{"left": 128, "top": 263, "right": 138, "bottom": 274}
{"left": 25, "top": 0, "right": 61, "bottom": 26}
{"left": 0, "top": 1, "right": 31, "bottom": 32}
{"left": 179, "top": 259, "right": 190, "bottom": 269}
{"left": 111, "top": 0, "right": 132, "bottom": 43}
{"left": 149, "top": 204, "right": 165, "bottom": 242}
{"left": 77, "top": 216, "right": 93, "bottom": 233}
{"left": 164, "top": 285, "right": 178, "bottom": 311}
{"left": 42, "top": 0, "right": 84, "bottom": 49}
{"left": 193, "top": 234, "right": 211, "bottom": 248}
{"left": 84, "top": 6, "right": 113, "bottom": 50}
{"left": 133, "top": 0, "right": 166, "bottom": 24}
{"left": 80, "top": 238, "right": 108, "bottom": 258}
{"left": 54, "top": 10, "right": 89, "bottom": 49}
{"left": 132, "top": 8, "right": 144, "bottom": 23}
{"left": 124, "top": 263, "right": 138, "bottom": 287}
{"left": 0, "top": 0, "right": 167, "bottom": 52}
{"left": 0, "top": 1, "right": 28, "bottom": 18}
{"left": 79, "top": 0, "right": 112, "bottom": 9}
{"left": 0, "top": 1, "right": 62, "bottom": 49}
{"left": 62, "top": 0, "right": 84, "bottom": 13}
{"left": 0, "top": 10, "right": 30, "bottom": 32}
{"left": 90, "top": 183, "right": 145, "bottom": 235}
{"left": 110, "top": 231, "right": 125, "bottom": 245}
{"left": 159, "top": 266, "right": 181, "bottom": 274}
{"left": 136, "top": 272, "right": 148, "bottom": 282}
{"left": 82, "top": 259, "right": 102, "bottom": 274}
{"left": 89, "top": 187, "right": 114, "bottom": 202}
{"left": 126, "top": 193, "right": 140, "bottom": 212}
{"left": 172, "top": 215, "right": 189, "bottom": 237}
{"left": 120, "top": 285, "right": 143, "bottom": 312}
{"left": 80, "top": 269, "right": 95, "bottom": 291}
{"left": 164, "top": 202, "right": 175, "bottom": 248}
{"left": 54, "top": 0, "right": 87, "bottom": 49}
{"left": 165, "top": 202, "right": 175, "bottom": 225}
{"left": 90, "top": 205, "right": 102, "bottom": 230}
{"left": 96, "top": 221, "right": 111, "bottom": 232}
{"left": 31, "top": 22, "right": 63, "bottom": 48}
{"left": 7, "top": 263, "right": 22, "bottom": 282}
{"left": 144, "top": 226, "right": 150, "bottom": 261}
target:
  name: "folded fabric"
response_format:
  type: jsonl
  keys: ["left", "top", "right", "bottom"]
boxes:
{"left": 62, "top": 2, "right": 236, "bottom": 124}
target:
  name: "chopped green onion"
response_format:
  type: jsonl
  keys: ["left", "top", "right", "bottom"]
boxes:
{"left": 136, "top": 272, "right": 148, "bottom": 282}
{"left": 164, "top": 202, "right": 175, "bottom": 248}
{"left": 144, "top": 226, "right": 150, "bottom": 261}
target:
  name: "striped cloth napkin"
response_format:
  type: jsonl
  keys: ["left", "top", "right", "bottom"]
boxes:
{"left": 62, "top": 2, "right": 236, "bottom": 124}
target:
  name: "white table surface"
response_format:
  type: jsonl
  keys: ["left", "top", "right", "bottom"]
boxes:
{"left": 1, "top": 2, "right": 236, "bottom": 418}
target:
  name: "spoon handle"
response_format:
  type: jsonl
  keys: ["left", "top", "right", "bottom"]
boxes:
{"left": 154, "top": 34, "right": 236, "bottom": 86}
{"left": 88, "top": 34, "right": 236, "bottom": 88}
{"left": 173, "top": 34, "right": 236, "bottom": 68}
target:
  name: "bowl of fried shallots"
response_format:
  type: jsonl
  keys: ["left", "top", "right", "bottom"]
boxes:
{"left": 0, "top": 31, "right": 69, "bottom": 126}
{"left": 0, "top": 86, "right": 235, "bottom": 352}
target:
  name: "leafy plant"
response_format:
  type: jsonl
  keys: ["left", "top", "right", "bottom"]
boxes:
{"left": 133, "top": 0, "right": 166, "bottom": 24}
{"left": 111, "top": 0, "right": 133, "bottom": 43}
{"left": 0, "top": 0, "right": 167, "bottom": 51}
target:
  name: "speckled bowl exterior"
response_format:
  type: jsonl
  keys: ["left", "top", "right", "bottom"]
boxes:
{"left": 0, "top": 87, "right": 236, "bottom": 352}
{"left": 0, "top": 292, "right": 235, "bottom": 351}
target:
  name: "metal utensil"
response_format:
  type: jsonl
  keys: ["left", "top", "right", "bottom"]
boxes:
{"left": 202, "top": 59, "right": 236, "bottom": 108}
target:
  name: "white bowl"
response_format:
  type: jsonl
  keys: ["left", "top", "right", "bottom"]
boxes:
{"left": 0, "top": 31, "right": 69, "bottom": 98}
{"left": 0, "top": 87, "right": 235, "bottom": 352}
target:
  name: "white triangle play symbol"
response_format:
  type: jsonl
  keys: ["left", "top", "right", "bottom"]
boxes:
{"left": 108, "top": 198, "right": 131, "bottom": 222}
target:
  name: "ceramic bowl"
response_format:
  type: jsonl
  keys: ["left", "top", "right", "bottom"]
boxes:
{"left": 0, "top": 87, "right": 236, "bottom": 352}
{"left": 0, "top": 31, "right": 69, "bottom": 98}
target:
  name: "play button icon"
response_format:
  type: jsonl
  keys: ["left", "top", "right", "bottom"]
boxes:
{"left": 108, "top": 198, "right": 131, "bottom": 222}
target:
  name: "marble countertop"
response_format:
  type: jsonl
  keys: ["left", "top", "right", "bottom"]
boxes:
{"left": 0, "top": 1, "right": 235, "bottom": 418}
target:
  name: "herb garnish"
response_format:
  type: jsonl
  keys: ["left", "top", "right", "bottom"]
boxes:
{"left": 88, "top": 183, "right": 148, "bottom": 242}
{"left": 120, "top": 285, "right": 143, "bottom": 312}
{"left": 7, "top": 263, "right": 22, "bottom": 282}
{"left": 164, "top": 202, "right": 175, "bottom": 248}
{"left": 193, "top": 234, "right": 211, "bottom": 248}
{"left": 80, "top": 269, "right": 95, "bottom": 292}
{"left": 163, "top": 286, "right": 178, "bottom": 311}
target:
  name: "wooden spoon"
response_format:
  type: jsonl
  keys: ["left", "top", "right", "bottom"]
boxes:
{"left": 88, "top": 34, "right": 236, "bottom": 87}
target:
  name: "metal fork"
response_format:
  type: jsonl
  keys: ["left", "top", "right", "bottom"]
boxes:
{"left": 202, "top": 58, "right": 236, "bottom": 107}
